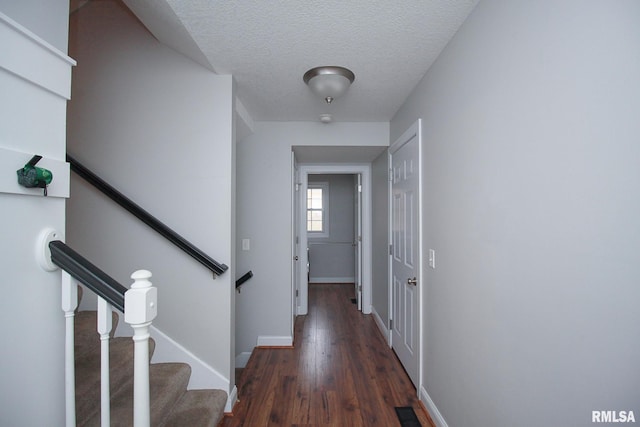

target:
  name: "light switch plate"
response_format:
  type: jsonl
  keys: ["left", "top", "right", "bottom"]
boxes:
{"left": 428, "top": 249, "right": 435, "bottom": 269}
{"left": 242, "top": 239, "right": 250, "bottom": 251}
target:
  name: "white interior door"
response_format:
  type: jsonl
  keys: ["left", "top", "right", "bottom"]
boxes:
{"left": 390, "top": 121, "right": 421, "bottom": 387}
{"left": 354, "top": 174, "right": 363, "bottom": 310}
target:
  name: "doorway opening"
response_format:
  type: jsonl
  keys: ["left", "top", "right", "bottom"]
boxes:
{"left": 306, "top": 173, "right": 362, "bottom": 309}
{"left": 294, "top": 164, "right": 372, "bottom": 317}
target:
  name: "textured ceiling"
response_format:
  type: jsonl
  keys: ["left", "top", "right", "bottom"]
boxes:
{"left": 122, "top": 0, "right": 479, "bottom": 123}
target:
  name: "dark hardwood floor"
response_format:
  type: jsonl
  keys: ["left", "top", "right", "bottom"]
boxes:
{"left": 221, "top": 284, "right": 435, "bottom": 427}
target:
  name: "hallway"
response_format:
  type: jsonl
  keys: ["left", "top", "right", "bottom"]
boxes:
{"left": 222, "top": 284, "right": 434, "bottom": 426}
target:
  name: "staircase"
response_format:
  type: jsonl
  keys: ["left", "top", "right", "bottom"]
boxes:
{"left": 74, "top": 292, "right": 227, "bottom": 427}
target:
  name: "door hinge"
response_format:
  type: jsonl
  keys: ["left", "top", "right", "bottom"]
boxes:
{"left": 296, "top": 290, "right": 299, "bottom": 297}
{"left": 389, "top": 244, "right": 393, "bottom": 255}
{"left": 358, "top": 184, "right": 362, "bottom": 193}
{"left": 389, "top": 319, "right": 393, "bottom": 330}
{"left": 358, "top": 285, "right": 362, "bottom": 292}
{"left": 389, "top": 168, "right": 393, "bottom": 182}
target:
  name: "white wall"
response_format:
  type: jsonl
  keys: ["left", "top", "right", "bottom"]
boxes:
{"left": 235, "top": 122, "right": 388, "bottom": 356}
{"left": 371, "top": 151, "right": 389, "bottom": 328}
{"left": 0, "top": 2, "right": 71, "bottom": 425}
{"left": 67, "top": 0, "right": 236, "bottom": 388}
{"left": 391, "top": 1, "right": 640, "bottom": 426}
{"left": 308, "top": 174, "right": 355, "bottom": 283}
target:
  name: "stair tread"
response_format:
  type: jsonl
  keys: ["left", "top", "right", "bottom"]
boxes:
{"left": 81, "top": 362, "right": 191, "bottom": 427}
{"left": 73, "top": 305, "right": 226, "bottom": 426}
{"left": 161, "top": 389, "right": 227, "bottom": 427}
{"left": 76, "top": 337, "right": 156, "bottom": 425}
{"left": 75, "top": 310, "right": 119, "bottom": 354}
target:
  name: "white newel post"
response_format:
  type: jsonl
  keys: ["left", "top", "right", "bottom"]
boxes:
{"left": 97, "top": 297, "right": 112, "bottom": 427}
{"left": 61, "top": 271, "right": 78, "bottom": 427}
{"left": 124, "top": 270, "right": 157, "bottom": 427}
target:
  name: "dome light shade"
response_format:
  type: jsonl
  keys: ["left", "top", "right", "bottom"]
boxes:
{"left": 319, "top": 113, "right": 333, "bottom": 123}
{"left": 303, "top": 66, "right": 355, "bottom": 104}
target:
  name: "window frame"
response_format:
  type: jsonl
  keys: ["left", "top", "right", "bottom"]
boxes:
{"left": 306, "top": 181, "right": 329, "bottom": 238}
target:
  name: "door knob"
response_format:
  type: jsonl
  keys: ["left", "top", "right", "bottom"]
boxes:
{"left": 407, "top": 277, "right": 417, "bottom": 286}
{"left": 294, "top": 256, "right": 299, "bottom": 261}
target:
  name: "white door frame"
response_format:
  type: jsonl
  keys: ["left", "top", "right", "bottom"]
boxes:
{"left": 297, "top": 164, "right": 372, "bottom": 316}
{"left": 354, "top": 173, "right": 363, "bottom": 311}
{"left": 388, "top": 119, "right": 423, "bottom": 393}
{"left": 291, "top": 152, "right": 300, "bottom": 338}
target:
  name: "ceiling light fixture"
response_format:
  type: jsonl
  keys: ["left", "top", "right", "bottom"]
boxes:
{"left": 303, "top": 66, "right": 355, "bottom": 104}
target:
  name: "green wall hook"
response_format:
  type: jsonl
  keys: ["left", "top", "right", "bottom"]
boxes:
{"left": 16, "top": 155, "right": 53, "bottom": 196}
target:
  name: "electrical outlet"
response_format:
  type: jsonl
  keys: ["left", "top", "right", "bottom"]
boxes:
{"left": 428, "top": 249, "right": 435, "bottom": 269}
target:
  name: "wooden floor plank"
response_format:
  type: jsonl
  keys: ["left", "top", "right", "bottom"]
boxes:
{"left": 222, "top": 284, "right": 435, "bottom": 427}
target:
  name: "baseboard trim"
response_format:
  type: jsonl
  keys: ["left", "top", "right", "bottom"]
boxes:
{"left": 147, "top": 326, "right": 229, "bottom": 391}
{"left": 109, "top": 317, "right": 237, "bottom": 411}
{"left": 149, "top": 326, "right": 238, "bottom": 412}
{"left": 226, "top": 385, "right": 238, "bottom": 413}
{"left": 420, "top": 386, "right": 449, "bottom": 427}
{"left": 235, "top": 351, "right": 252, "bottom": 368}
{"left": 371, "top": 306, "right": 391, "bottom": 345}
{"left": 256, "top": 335, "right": 293, "bottom": 347}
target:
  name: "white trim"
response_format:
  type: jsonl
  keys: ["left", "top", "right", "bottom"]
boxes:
{"left": 0, "top": 148, "right": 70, "bottom": 198}
{"left": 150, "top": 327, "right": 238, "bottom": 412}
{"left": 113, "top": 323, "right": 237, "bottom": 412}
{"left": 308, "top": 277, "right": 355, "bottom": 284}
{"left": 0, "top": 11, "right": 76, "bottom": 99}
{"left": 371, "top": 305, "right": 391, "bottom": 345}
{"left": 256, "top": 335, "right": 293, "bottom": 347}
{"left": 226, "top": 386, "right": 238, "bottom": 413}
{"left": 147, "top": 326, "right": 230, "bottom": 391}
{"left": 297, "top": 164, "right": 373, "bottom": 316}
{"left": 306, "top": 181, "right": 330, "bottom": 238}
{"left": 420, "top": 386, "right": 449, "bottom": 427}
{"left": 290, "top": 153, "right": 299, "bottom": 350}
{"left": 235, "top": 351, "right": 252, "bottom": 368}
{"left": 417, "top": 120, "right": 424, "bottom": 395}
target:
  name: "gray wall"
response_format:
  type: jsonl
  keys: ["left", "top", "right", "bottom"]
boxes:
{"left": 371, "top": 151, "right": 389, "bottom": 326}
{"left": 308, "top": 174, "right": 355, "bottom": 283}
{"left": 235, "top": 121, "right": 388, "bottom": 357}
{"left": 0, "top": 0, "right": 69, "bottom": 52}
{"left": 391, "top": 1, "right": 640, "bottom": 426}
{"left": 0, "top": 0, "right": 70, "bottom": 424}
{"left": 67, "top": 0, "right": 236, "bottom": 384}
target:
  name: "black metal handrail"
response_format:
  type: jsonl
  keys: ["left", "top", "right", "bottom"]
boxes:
{"left": 67, "top": 154, "right": 228, "bottom": 277}
{"left": 49, "top": 240, "right": 127, "bottom": 312}
{"left": 235, "top": 271, "right": 253, "bottom": 289}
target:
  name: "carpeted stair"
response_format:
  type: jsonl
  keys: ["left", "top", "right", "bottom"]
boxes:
{"left": 75, "top": 295, "right": 227, "bottom": 426}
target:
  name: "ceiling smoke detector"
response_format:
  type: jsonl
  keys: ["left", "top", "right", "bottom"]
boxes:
{"left": 319, "top": 114, "right": 333, "bottom": 124}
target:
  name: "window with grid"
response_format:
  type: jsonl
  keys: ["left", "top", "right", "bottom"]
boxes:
{"left": 307, "top": 183, "right": 328, "bottom": 236}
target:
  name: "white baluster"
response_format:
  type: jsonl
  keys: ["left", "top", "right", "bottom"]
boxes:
{"left": 97, "top": 297, "right": 112, "bottom": 427}
{"left": 61, "top": 271, "right": 77, "bottom": 427}
{"left": 124, "top": 270, "right": 157, "bottom": 427}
